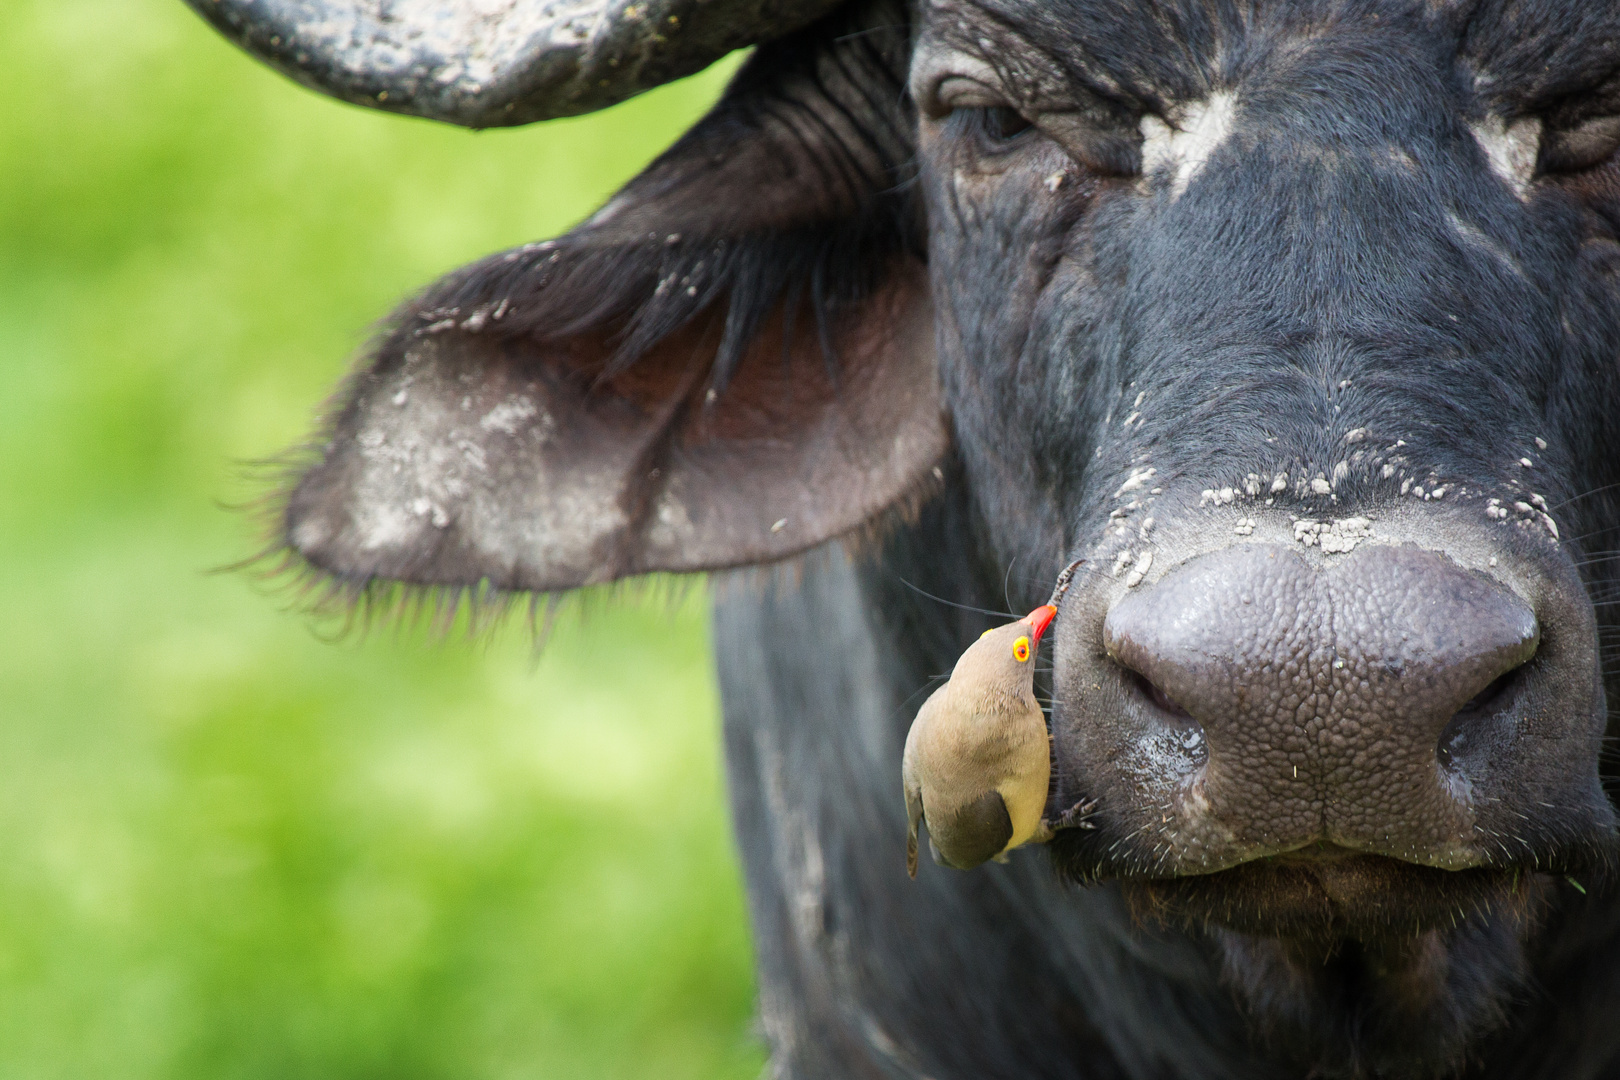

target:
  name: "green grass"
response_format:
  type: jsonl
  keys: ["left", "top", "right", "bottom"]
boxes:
{"left": 0, "top": 3, "right": 762, "bottom": 1077}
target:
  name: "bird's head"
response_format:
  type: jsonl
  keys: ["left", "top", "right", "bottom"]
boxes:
{"left": 954, "top": 604, "right": 1058, "bottom": 688}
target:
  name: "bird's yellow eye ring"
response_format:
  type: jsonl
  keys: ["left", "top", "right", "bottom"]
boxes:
{"left": 1013, "top": 636, "right": 1031, "bottom": 663}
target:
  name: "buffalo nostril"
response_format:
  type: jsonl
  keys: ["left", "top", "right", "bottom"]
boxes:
{"left": 1129, "top": 669, "right": 1194, "bottom": 721}
{"left": 1122, "top": 668, "right": 1208, "bottom": 758}
{"left": 1437, "top": 662, "right": 1530, "bottom": 768}
{"left": 1454, "top": 664, "right": 1524, "bottom": 716}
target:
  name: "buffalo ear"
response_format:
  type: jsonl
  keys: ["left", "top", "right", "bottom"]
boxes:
{"left": 279, "top": 0, "right": 943, "bottom": 594}
{"left": 285, "top": 262, "right": 939, "bottom": 591}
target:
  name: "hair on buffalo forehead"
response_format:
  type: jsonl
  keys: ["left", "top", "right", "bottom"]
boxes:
{"left": 185, "top": 0, "right": 1620, "bottom": 1077}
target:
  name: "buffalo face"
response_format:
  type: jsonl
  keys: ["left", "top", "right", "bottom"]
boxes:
{"left": 913, "top": 0, "right": 1620, "bottom": 1068}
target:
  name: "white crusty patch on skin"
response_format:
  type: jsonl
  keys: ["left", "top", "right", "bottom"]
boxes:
{"left": 333, "top": 340, "right": 628, "bottom": 571}
{"left": 1294, "top": 516, "right": 1373, "bottom": 554}
{"left": 478, "top": 394, "right": 544, "bottom": 436}
{"left": 1141, "top": 92, "right": 1237, "bottom": 199}
{"left": 1469, "top": 116, "right": 1541, "bottom": 200}
{"left": 1114, "top": 466, "right": 1157, "bottom": 498}
{"left": 1124, "top": 551, "right": 1154, "bottom": 588}
{"left": 1489, "top": 497, "right": 1559, "bottom": 539}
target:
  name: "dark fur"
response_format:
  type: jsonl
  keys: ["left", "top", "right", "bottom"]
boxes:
{"left": 248, "top": 0, "right": 1620, "bottom": 1076}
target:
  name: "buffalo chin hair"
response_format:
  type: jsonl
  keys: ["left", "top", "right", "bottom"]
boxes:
{"left": 1121, "top": 863, "right": 1542, "bottom": 1078}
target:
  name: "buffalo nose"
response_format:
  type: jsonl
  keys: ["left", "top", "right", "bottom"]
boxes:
{"left": 1101, "top": 544, "right": 1539, "bottom": 862}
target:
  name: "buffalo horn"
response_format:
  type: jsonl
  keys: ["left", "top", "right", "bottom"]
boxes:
{"left": 182, "top": 0, "right": 844, "bottom": 127}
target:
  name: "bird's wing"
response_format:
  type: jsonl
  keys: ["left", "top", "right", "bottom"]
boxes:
{"left": 935, "top": 790, "right": 1015, "bottom": 869}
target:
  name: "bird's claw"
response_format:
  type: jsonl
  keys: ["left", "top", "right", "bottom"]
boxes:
{"left": 1041, "top": 797, "right": 1099, "bottom": 837}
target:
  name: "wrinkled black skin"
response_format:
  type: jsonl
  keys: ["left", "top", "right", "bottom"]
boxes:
{"left": 716, "top": 0, "right": 1620, "bottom": 1077}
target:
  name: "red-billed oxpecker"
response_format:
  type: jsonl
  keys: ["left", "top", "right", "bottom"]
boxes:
{"left": 904, "top": 560, "right": 1095, "bottom": 876}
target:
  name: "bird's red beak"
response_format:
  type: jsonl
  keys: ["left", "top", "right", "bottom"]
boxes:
{"left": 1023, "top": 604, "right": 1057, "bottom": 644}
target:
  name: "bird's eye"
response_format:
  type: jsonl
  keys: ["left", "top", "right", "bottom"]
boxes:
{"left": 1013, "top": 636, "right": 1031, "bottom": 663}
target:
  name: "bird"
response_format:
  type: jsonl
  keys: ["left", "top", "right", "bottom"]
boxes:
{"left": 903, "top": 561, "right": 1096, "bottom": 877}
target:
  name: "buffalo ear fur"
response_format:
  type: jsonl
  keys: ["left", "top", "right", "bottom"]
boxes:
{"left": 278, "top": 0, "right": 941, "bottom": 596}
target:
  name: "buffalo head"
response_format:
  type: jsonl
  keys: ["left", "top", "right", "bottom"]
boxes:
{"left": 189, "top": 0, "right": 1620, "bottom": 1075}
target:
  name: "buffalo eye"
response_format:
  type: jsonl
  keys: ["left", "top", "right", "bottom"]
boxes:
{"left": 978, "top": 105, "right": 1035, "bottom": 144}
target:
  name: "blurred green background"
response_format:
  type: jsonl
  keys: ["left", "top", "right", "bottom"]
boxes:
{"left": 0, "top": 2, "right": 761, "bottom": 1078}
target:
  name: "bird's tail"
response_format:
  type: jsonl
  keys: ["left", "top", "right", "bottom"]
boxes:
{"left": 904, "top": 783, "right": 924, "bottom": 879}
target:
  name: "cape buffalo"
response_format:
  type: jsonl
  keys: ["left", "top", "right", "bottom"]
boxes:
{"left": 186, "top": 0, "right": 1620, "bottom": 1076}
